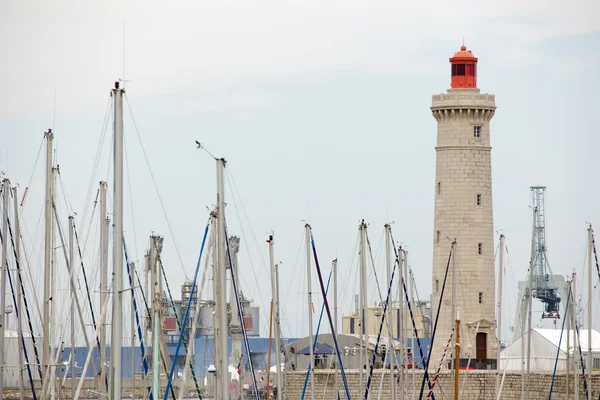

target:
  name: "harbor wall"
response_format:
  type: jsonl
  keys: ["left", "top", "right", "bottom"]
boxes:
{"left": 285, "top": 369, "right": 600, "bottom": 399}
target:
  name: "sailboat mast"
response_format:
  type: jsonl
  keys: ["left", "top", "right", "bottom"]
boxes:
{"left": 130, "top": 261, "right": 136, "bottom": 400}
{"left": 99, "top": 181, "right": 108, "bottom": 399}
{"left": 110, "top": 81, "right": 124, "bottom": 400}
{"left": 587, "top": 226, "right": 593, "bottom": 396}
{"left": 0, "top": 178, "right": 8, "bottom": 400}
{"left": 215, "top": 158, "right": 229, "bottom": 399}
{"left": 268, "top": 235, "right": 283, "bottom": 400}
{"left": 525, "top": 208, "right": 537, "bottom": 400}
{"left": 385, "top": 225, "right": 396, "bottom": 400}
{"left": 42, "top": 129, "right": 53, "bottom": 400}
{"left": 13, "top": 185, "right": 25, "bottom": 400}
{"left": 359, "top": 221, "right": 368, "bottom": 395}
{"left": 68, "top": 216, "right": 75, "bottom": 400}
{"left": 151, "top": 236, "right": 162, "bottom": 400}
{"left": 305, "top": 223, "right": 315, "bottom": 400}
{"left": 496, "top": 233, "right": 504, "bottom": 397}
{"left": 229, "top": 236, "right": 242, "bottom": 400}
{"left": 573, "top": 272, "right": 579, "bottom": 400}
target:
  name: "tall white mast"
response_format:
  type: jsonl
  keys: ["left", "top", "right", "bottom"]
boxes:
{"left": 0, "top": 178, "right": 8, "bottom": 400}
{"left": 573, "top": 272, "right": 579, "bottom": 400}
{"left": 42, "top": 129, "right": 53, "bottom": 400}
{"left": 268, "top": 235, "right": 283, "bottom": 400}
{"left": 496, "top": 233, "right": 505, "bottom": 397}
{"left": 587, "top": 226, "right": 593, "bottom": 396}
{"left": 13, "top": 185, "right": 25, "bottom": 400}
{"left": 99, "top": 181, "right": 108, "bottom": 399}
{"left": 359, "top": 221, "right": 367, "bottom": 395}
{"left": 150, "top": 235, "right": 163, "bottom": 399}
{"left": 229, "top": 236, "right": 242, "bottom": 400}
{"left": 215, "top": 158, "right": 229, "bottom": 399}
{"left": 410, "top": 268, "right": 416, "bottom": 399}
{"left": 130, "top": 261, "right": 136, "bottom": 400}
{"left": 68, "top": 216, "right": 75, "bottom": 400}
{"left": 305, "top": 224, "right": 315, "bottom": 400}
{"left": 401, "top": 248, "right": 406, "bottom": 399}
{"left": 110, "top": 81, "right": 124, "bottom": 400}
{"left": 566, "top": 278, "right": 571, "bottom": 396}
{"left": 385, "top": 225, "right": 396, "bottom": 399}
{"left": 525, "top": 208, "right": 537, "bottom": 400}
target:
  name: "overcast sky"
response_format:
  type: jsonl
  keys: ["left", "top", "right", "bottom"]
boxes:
{"left": 1, "top": 0, "right": 599, "bottom": 343}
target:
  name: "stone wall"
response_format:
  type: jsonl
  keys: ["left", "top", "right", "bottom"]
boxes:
{"left": 286, "top": 369, "right": 600, "bottom": 400}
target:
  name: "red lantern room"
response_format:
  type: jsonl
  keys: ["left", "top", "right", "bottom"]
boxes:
{"left": 450, "top": 45, "right": 478, "bottom": 88}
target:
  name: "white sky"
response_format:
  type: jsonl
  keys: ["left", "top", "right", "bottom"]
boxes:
{"left": 1, "top": 0, "right": 600, "bottom": 343}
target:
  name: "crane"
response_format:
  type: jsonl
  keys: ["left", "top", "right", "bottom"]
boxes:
{"left": 530, "top": 186, "right": 561, "bottom": 319}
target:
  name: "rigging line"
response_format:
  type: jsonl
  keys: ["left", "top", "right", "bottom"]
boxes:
{"left": 426, "top": 329, "right": 455, "bottom": 400}
{"left": 309, "top": 227, "right": 352, "bottom": 400}
{"left": 122, "top": 238, "right": 154, "bottom": 400}
{"left": 130, "top": 246, "right": 175, "bottom": 400}
{"left": 159, "top": 248, "right": 206, "bottom": 399}
{"left": 365, "top": 229, "right": 394, "bottom": 333}
{"left": 223, "top": 168, "right": 269, "bottom": 329}
{"left": 124, "top": 129, "right": 140, "bottom": 260}
{"left": 57, "top": 170, "right": 75, "bottom": 216}
{"left": 300, "top": 270, "right": 333, "bottom": 400}
{"left": 8, "top": 214, "right": 43, "bottom": 353}
{"left": 124, "top": 95, "right": 188, "bottom": 279}
{"left": 364, "top": 249, "right": 398, "bottom": 400}
{"left": 18, "top": 136, "right": 44, "bottom": 211}
{"left": 72, "top": 221, "right": 104, "bottom": 385}
{"left": 2, "top": 219, "right": 41, "bottom": 391}
{"left": 548, "top": 286, "right": 571, "bottom": 400}
{"left": 390, "top": 231, "right": 435, "bottom": 399}
{"left": 225, "top": 221, "right": 261, "bottom": 400}
{"left": 51, "top": 202, "right": 102, "bottom": 387}
{"left": 80, "top": 95, "right": 112, "bottom": 229}
{"left": 80, "top": 188, "right": 100, "bottom": 275}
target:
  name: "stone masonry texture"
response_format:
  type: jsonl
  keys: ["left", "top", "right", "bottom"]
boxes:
{"left": 286, "top": 369, "right": 600, "bottom": 400}
{"left": 430, "top": 88, "right": 498, "bottom": 367}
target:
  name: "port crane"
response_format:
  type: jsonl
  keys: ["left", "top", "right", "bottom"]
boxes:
{"left": 529, "top": 186, "right": 561, "bottom": 319}
{"left": 512, "top": 187, "right": 566, "bottom": 341}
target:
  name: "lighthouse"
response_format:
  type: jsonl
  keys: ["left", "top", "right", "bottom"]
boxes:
{"left": 430, "top": 45, "right": 497, "bottom": 369}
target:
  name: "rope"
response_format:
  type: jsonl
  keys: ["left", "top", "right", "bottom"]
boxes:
{"left": 72, "top": 222, "right": 107, "bottom": 391}
{"left": 225, "top": 222, "right": 261, "bottom": 400}
{"left": 575, "top": 322, "right": 590, "bottom": 400}
{"left": 129, "top": 240, "right": 176, "bottom": 400}
{"left": 364, "top": 249, "right": 398, "bottom": 399}
{"left": 590, "top": 227, "right": 600, "bottom": 287}
{"left": 548, "top": 286, "right": 571, "bottom": 399}
{"left": 389, "top": 232, "right": 434, "bottom": 395}
{"left": 0, "top": 222, "right": 37, "bottom": 400}
{"left": 123, "top": 238, "right": 153, "bottom": 400}
{"left": 159, "top": 257, "right": 202, "bottom": 398}
{"left": 418, "top": 244, "right": 454, "bottom": 400}
{"left": 426, "top": 329, "right": 455, "bottom": 400}
{"left": 5, "top": 217, "right": 43, "bottom": 381}
{"left": 162, "top": 222, "right": 210, "bottom": 400}
{"left": 301, "top": 271, "right": 333, "bottom": 400}
{"left": 310, "top": 228, "right": 352, "bottom": 400}
{"left": 124, "top": 94, "right": 188, "bottom": 279}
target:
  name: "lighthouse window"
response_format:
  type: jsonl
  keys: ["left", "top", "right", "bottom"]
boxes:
{"left": 437, "top": 230, "right": 440, "bottom": 243}
{"left": 478, "top": 243, "right": 482, "bottom": 255}
{"left": 474, "top": 126, "right": 481, "bottom": 138}
{"left": 437, "top": 182, "right": 441, "bottom": 195}
{"left": 477, "top": 194, "right": 481, "bottom": 206}
{"left": 478, "top": 292, "right": 483, "bottom": 304}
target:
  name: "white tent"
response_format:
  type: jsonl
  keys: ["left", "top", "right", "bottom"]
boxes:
{"left": 500, "top": 328, "right": 600, "bottom": 371}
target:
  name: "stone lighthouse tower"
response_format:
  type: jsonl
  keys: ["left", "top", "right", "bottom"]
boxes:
{"left": 430, "top": 45, "right": 497, "bottom": 369}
